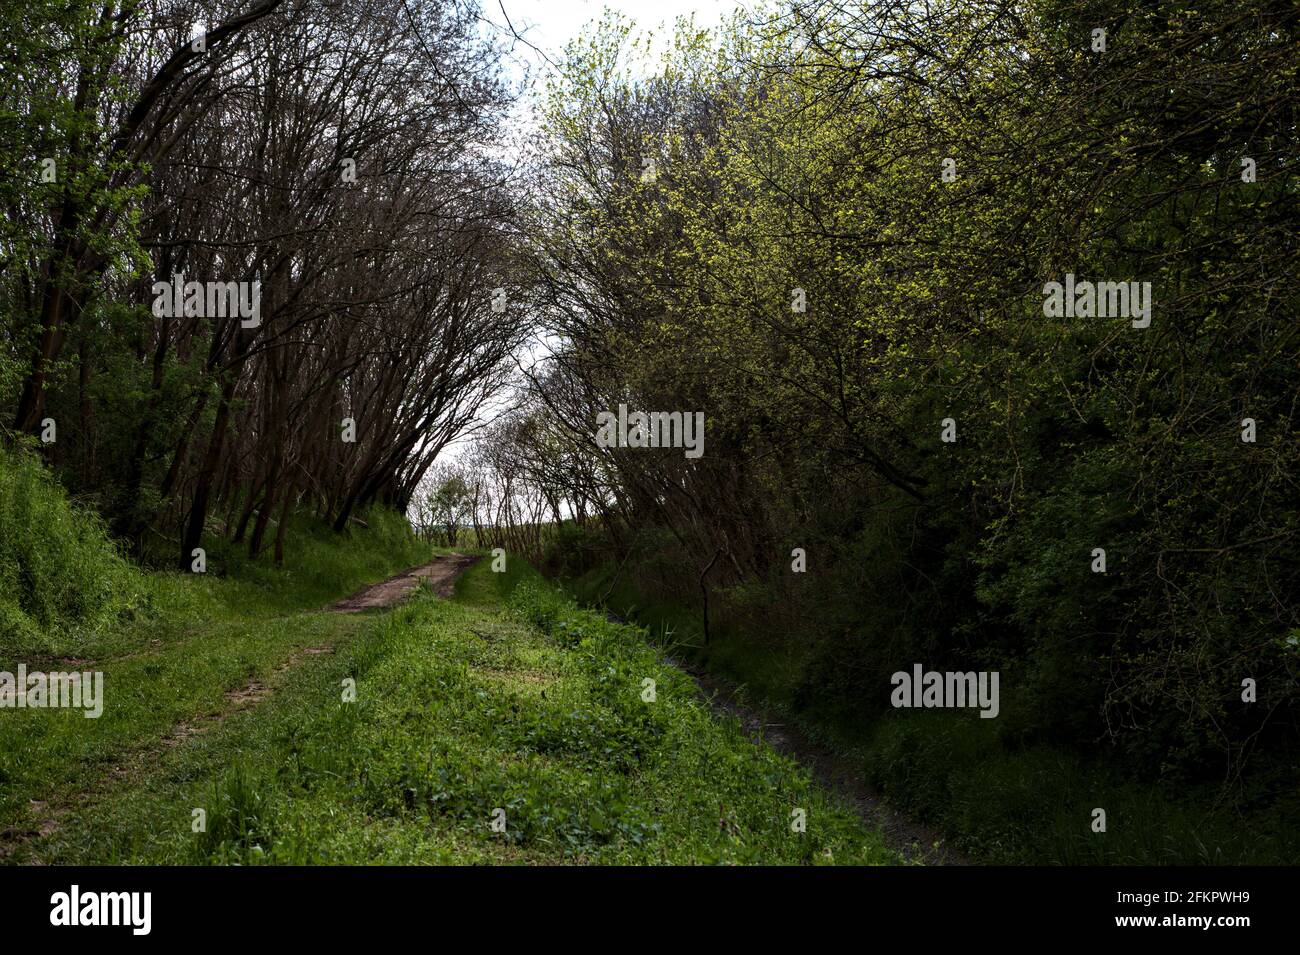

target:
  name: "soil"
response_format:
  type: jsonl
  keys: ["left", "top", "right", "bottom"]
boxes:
{"left": 329, "top": 553, "right": 481, "bottom": 611}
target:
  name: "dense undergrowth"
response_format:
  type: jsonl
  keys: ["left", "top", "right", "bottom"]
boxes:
{"left": 564, "top": 553, "right": 1300, "bottom": 865}
{"left": 0, "top": 443, "right": 141, "bottom": 652}
{"left": 0, "top": 442, "right": 429, "bottom": 659}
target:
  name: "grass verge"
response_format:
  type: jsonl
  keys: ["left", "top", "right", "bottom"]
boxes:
{"left": 18, "top": 558, "right": 896, "bottom": 864}
{"left": 0, "top": 507, "right": 434, "bottom": 849}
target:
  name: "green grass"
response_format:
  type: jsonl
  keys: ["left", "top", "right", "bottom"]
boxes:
{"left": 564, "top": 562, "right": 1300, "bottom": 865}
{"left": 452, "top": 547, "right": 533, "bottom": 608}
{"left": 0, "top": 444, "right": 141, "bottom": 651}
{"left": 566, "top": 562, "right": 810, "bottom": 715}
{"left": 0, "top": 505, "right": 436, "bottom": 844}
{"left": 4, "top": 542, "right": 896, "bottom": 864}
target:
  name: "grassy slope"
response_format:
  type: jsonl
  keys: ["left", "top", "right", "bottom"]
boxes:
{"left": 566, "top": 563, "right": 1300, "bottom": 865}
{"left": 8, "top": 550, "right": 896, "bottom": 865}
{"left": 0, "top": 508, "right": 434, "bottom": 846}
{"left": 0, "top": 445, "right": 141, "bottom": 652}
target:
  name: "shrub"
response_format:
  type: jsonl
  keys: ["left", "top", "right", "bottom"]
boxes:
{"left": 0, "top": 443, "right": 142, "bottom": 653}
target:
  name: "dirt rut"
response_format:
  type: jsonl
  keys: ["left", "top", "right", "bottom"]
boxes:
{"left": 329, "top": 553, "right": 480, "bottom": 612}
{"left": 3, "top": 555, "right": 480, "bottom": 861}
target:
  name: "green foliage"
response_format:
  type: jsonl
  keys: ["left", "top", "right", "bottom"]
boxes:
{"left": 575, "top": 567, "right": 1300, "bottom": 864}
{"left": 530, "top": 0, "right": 1300, "bottom": 811}
{"left": 190, "top": 763, "right": 280, "bottom": 865}
{"left": 542, "top": 520, "right": 606, "bottom": 578}
{"left": 0, "top": 443, "right": 142, "bottom": 651}
{"left": 862, "top": 710, "right": 1300, "bottom": 865}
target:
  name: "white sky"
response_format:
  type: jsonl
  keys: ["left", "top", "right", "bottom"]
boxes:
{"left": 485, "top": 0, "right": 746, "bottom": 76}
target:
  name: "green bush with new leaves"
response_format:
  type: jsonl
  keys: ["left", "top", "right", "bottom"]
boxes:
{"left": 0, "top": 443, "right": 142, "bottom": 651}
{"left": 510, "top": 0, "right": 1299, "bottom": 825}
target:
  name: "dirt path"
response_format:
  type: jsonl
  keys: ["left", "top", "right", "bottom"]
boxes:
{"left": 329, "top": 553, "right": 480, "bottom": 612}
{"left": 3, "top": 555, "right": 480, "bottom": 862}
{"left": 666, "top": 656, "right": 970, "bottom": 866}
